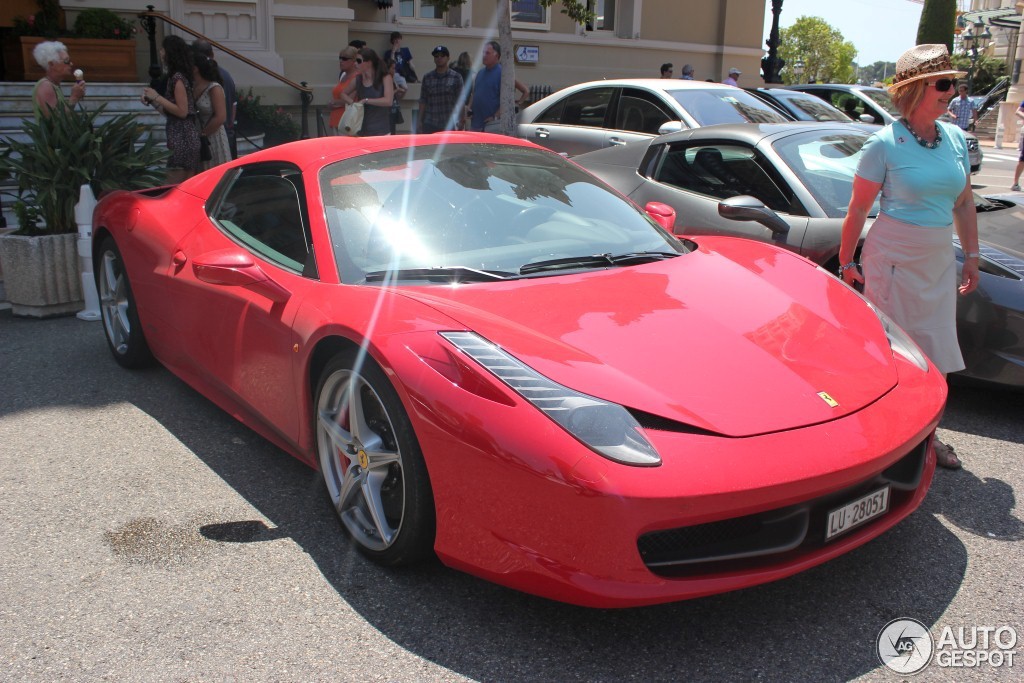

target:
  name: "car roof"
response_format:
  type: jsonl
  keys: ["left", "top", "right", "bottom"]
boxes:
{"left": 788, "top": 84, "right": 885, "bottom": 93}
{"left": 547, "top": 78, "right": 741, "bottom": 91}
{"left": 652, "top": 121, "right": 867, "bottom": 146}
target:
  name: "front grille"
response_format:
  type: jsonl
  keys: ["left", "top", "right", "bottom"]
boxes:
{"left": 966, "top": 138, "right": 979, "bottom": 151}
{"left": 637, "top": 439, "right": 928, "bottom": 576}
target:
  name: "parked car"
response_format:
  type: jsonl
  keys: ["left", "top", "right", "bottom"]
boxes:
{"left": 745, "top": 86, "right": 857, "bottom": 123}
{"left": 574, "top": 123, "right": 1024, "bottom": 388}
{"left": 517, "top": 78, "right": 788, "bottom": 156}
{"left": 92, "top": 133, "right": 947, "bottom": 608}
{"left": 786, "top": 84, "right": 983, "bottom": 172}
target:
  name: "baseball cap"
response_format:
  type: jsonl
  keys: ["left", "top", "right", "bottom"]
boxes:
{"left": 728, "top": 67, "right": 741, "bottom": 75}
{"left": 432, "top": 45, "right": 450, "bottom": 56}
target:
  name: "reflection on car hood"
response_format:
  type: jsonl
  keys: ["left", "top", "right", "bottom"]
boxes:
{"left": 400, "top": 240, "right": 898, "bottom": 437}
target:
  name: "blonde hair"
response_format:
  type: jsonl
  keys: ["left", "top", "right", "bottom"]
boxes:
{"left": 890, "top": 79, "right": 928, "bottom": 119}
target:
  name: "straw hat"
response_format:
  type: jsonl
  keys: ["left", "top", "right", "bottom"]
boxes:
{"left": 888, "top": 44, "right": 966, "bottom": 93}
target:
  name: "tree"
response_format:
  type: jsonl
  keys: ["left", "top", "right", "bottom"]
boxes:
{"left": 425, "top": 0, "right": 592, "bottom": 134}
{"left": 952, "top": 52, "right": 1007, "bottom": 95}
{"left": 778, "top": 17, "right": 857, "bottom": 85}
{"left": 917, "top": 0, "right": 956, "bottom": 52}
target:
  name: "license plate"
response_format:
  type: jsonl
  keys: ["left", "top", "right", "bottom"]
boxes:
{"left": 825, "top": 485, "right": 890, "bottom": 541}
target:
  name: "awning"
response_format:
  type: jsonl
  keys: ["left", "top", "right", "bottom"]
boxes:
{"left": 962, "top": 9, "right": 1020, "bottom": 30}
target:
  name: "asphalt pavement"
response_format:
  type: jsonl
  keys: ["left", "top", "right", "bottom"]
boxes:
{"left": 0, "top": 307, "right": 1022, "bottom": 682}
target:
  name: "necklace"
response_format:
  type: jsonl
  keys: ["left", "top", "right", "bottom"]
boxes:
{"left": 902, "top": 120, "right": 941, "bottom": 149}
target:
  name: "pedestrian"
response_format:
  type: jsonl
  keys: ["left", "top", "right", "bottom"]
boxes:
{"left": 383, "top": 31, "right": 416, "bottom": 83}
{"left": 31, "top": 41, "right": 85, "bottom": 118}
{"left": 341, "top": 48, "right": 394, "bottom": 137}
{"left": 469, "top": 41, "right": 527, "bottom": 132}
{"left": 418, "top": 45, "right": 465, "bottom": 134}
{"left": 1012, "top": 100, "right": 1024, "bottom": 191}
{"left": 142, "top": 35, "right": 201, "bottom": 184}
{"left": 723, "top": 67, "right": 741, "bottom": 86}
{"left": 660, "top": 63, "right": 673, "bottom": 78}
{"left": 452, "top": 51, "right": 473, "bottom": 84}
{"left": 191, "top": 45, "right": 231, "bottom": 170}
{"left": 192, "top": 40, "right": 237, "bottom": 159}
{"left": 386, "top": 57, "right": 408, "bottom": 134}
{"left": 680, "top": 64, "right": 695, "bottom": 80}
{"left": 329, "top": 46, "right": 360, "bottom": 132}
{"left": 837, "top": 44, "right": 980, "bottom": 469}
{"left": 947, "top": 82, "right": 977, "bottom": 132}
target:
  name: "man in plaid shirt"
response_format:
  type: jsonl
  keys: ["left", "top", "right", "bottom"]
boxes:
{"left": 947, "top": 82, "right": 977, "bottom": 132}
{"left": 418, "top": 45, "right": 465, "bottom": 134}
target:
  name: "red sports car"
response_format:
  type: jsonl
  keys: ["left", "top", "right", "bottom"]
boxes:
{"left": 92, "top": 134, "right": 946, "bottom": 608}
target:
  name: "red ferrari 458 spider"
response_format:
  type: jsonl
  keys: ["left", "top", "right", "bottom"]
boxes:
{"left": 92, "top": 133, "right": 946, "bottom": 608}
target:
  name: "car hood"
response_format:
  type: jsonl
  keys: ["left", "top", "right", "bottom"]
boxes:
{"left": 397, "top": 241, "right": 899, "bottom": 437}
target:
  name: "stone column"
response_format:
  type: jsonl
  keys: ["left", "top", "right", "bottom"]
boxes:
{"left": 997, "top": 1, "right": 1024, "bottom": 148}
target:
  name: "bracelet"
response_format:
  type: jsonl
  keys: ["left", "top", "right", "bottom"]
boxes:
{"left": 965, "top": 252, "right": 980, "bottom": 259}
{"left": 837, "top": 261, "right": 858, "bottom": 275}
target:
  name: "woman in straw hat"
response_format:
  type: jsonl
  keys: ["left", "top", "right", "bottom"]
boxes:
{"left": 837, "top": 44, "right": 981, "bottom": 470}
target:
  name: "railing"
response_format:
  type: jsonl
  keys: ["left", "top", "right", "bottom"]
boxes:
{"left": 138, "top": 6, "right": 314, "bottom": 139}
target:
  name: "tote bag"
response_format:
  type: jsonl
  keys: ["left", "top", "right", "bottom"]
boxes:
{"left": 338, "top": 102, "right": 364, "bottom": 136}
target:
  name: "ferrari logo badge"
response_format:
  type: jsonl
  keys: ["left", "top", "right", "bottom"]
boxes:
{"left": 817, "top": 391, "right": 839, "bottom": 408}
{"left": 357, "top": 449, "right": 369, "bottom": 469}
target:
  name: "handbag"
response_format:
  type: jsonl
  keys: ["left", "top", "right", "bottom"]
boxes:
{"left": 338, "top": 101, "right": 364, "bottom": 136}
{"left": 199, "top": 134, "right": 212, "bottom": 161}
{"left": 390, "top": 100, "right": 404, "bottom": 125}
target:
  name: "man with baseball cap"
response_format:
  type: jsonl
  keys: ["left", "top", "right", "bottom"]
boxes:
{"left": 723, "top": 67, "right": 741, "bottom": 86}
{"left": 418, "top": 45, "right": 465, "bottom": 133}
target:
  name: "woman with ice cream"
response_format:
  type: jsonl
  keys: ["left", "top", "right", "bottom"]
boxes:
{"left": 31, "top": 41, "right": 86, "bottom": 118}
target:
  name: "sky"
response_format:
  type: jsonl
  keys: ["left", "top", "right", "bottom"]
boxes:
{"left": 762, "top": 0, "right": 925, "bottom": 66}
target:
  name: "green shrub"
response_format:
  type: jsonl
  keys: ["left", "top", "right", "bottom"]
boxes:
{"left": 73, "top": 8, "right": 135, "bottom": 40}
{"left": 0, "top": 105, "right": 169, "bottom": 235}
{"left": 235, "top": 88, "right": 300, "bottom": 146}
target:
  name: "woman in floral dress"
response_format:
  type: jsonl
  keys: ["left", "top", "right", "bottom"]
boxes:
{"left": 142, "top": 35, "right": 200, "bottom": 183}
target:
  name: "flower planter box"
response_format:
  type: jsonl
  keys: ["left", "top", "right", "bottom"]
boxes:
{"left": 0, "top": 232, "right": 83, "bottom": 318}
{"left": 3, "top": 35, "right": 137, "bottom": 82}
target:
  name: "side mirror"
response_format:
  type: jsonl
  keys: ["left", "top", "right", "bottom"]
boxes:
{"left": 858, "top": 114, "right": 875, "bottom": 123}
{"left": 717, "top": 195, "right": 790, "bottom": 235}
{"left": 656, "top": 121, "right": 685, "bottom": 136}
{"left": 192, "top": 250, "right": 292, "bottom": 303}
{"left": 645, "top": 201, "right": 676, "bottom": 230}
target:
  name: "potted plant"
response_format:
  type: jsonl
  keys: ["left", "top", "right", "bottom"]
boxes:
{"left": 235, "top": 88, "right": 301, "bottom": 148}
{"left": 3, "top": 0, "right": 139, "bottom": 82}
{"left": 0, "top": 104, "right": 168, "bottom": 317}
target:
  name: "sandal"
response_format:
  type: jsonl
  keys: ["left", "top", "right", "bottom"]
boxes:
{"left": 934, "top": 440, "right": 962, "bottom": 470}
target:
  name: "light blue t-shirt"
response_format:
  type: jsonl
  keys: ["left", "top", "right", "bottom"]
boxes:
{"left": 855, "top": 119, "right": 969, "bottom": 228}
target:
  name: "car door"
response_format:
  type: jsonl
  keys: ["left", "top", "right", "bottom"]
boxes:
{"left": 520, "top": 86, "right": 616, "bottom": 156}
{"left": 608, "top": 87, "right": 676, "bottom": 146}
{"left": 628, "top": 140, "right": 811, "bottom": 254}
{"left": 161, "top": 162, "right": 319, "bottom": 444}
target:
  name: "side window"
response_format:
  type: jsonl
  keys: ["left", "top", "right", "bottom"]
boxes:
{"left": 834, "top": 94, "right": 863, "bottom": 120}
{"left": 210, "top": 164, "right": 315, "bottom": 276}
{"left": 615, "top": 88, "right": 672, "bottom": 134}
{"left": 542, "top": 87, "right": 613, "bottom": 128}
{"left": 652, "top": 143, "right": 796, "bottom": 213}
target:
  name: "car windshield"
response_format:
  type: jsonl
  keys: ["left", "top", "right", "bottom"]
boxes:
{"left": 319, "top": 143, "right": 685, "bottom": 284}
{"left": 771, "top": 130, "right": 880, "bottom": 219}
{"left": 861, "top": 89, "right": 900, "bottom": 118}
{"left": 667, "top": 88, "right": 789, "bottom": 126}
{"left": 776, "top": 93, "right": 852, "bottom": 122}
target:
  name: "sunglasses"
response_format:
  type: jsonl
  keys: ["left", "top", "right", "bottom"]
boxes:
{"left": 928, "top": 78, "right": 957, "bottom": 92}
{"left": 339, "top": 55, "right": 351, "bottom": 60}
{"left": 62, "top": 58, "right": 72, "bottom": 64}
{"left": 355, "top": 58, "right": 364, "bottom": 64}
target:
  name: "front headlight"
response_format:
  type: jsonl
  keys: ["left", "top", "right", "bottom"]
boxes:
{"left": 866, "top": 302, "right": 930, "bottom": 372}
{"left": 440, "top": 331, "right": 661, "bottom": 466}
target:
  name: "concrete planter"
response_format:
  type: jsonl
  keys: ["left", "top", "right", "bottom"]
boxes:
{"left": 0, "top": 233, "right": 83, "bottom": 317}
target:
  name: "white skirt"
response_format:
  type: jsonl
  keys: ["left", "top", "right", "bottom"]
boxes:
{"left": 861, "top": 213, "right": 965, "bottom": 374}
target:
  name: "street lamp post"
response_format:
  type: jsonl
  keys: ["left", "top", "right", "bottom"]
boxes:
{"left": 761, "top": 0, "right": 786, "bottom": 84}
{"left": 962, "top": 18, "right": 992, "bottom": 94}
{"left": 793, "top": 59, "right": 805, "bottom": 85}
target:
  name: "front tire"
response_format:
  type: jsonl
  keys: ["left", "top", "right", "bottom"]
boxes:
{"left": 314, "top": 350, "right": 435, "bottom": 565}
{"left": 95, "top": 236, "right": 154, "bottom": 368}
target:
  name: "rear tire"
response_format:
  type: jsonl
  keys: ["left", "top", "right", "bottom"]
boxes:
{"left": 314, "top": 350, "right": 435, "bottom": 565}
{"left": 95, "top": 236, "right": 154, "bottom": 369}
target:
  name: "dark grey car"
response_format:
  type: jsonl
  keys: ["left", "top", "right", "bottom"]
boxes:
{"left": 574, "top": 123, "right": 1024, "bottom": 387}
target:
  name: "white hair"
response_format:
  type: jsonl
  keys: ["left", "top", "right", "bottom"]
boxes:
{"left": 33, "top": 41, "right": 68, "bottom": 70}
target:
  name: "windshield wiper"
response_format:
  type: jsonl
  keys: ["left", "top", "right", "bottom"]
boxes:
{"left": 363, "top": 266, "right": 516, "bottom": 283}
{"left": 519, "top": 251, "right": 679, "bottom": 275}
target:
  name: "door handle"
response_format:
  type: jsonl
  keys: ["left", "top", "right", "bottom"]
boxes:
{"left": 608, "top": 138, "right": 627, "bottom": 146}
{"left": 535, "top": 127, "right": 550, "bottom": 139}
